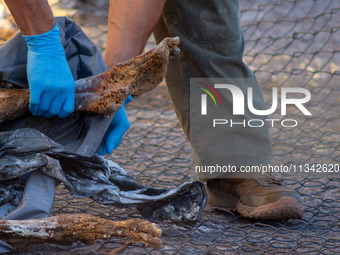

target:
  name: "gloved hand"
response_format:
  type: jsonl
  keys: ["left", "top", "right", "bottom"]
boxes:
{"left": 99, "top": 96, "right": 133, "bottom": 155}
{"left": 23, "top": 23, "right": 75, "bottom": 118}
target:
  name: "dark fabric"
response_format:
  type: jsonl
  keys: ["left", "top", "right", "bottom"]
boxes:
{"left": 0, "top": 128, "right": 207, "bottom": 222}
{"left": 153, "top": 0, "right": 271, "bottom": 180}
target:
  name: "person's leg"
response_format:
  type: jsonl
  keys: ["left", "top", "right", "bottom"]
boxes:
{"left": 153, "top": 0, "right": 302, "bottom": 220}
{"left": 154, "top": 0, "right": 271, "bottom": 170}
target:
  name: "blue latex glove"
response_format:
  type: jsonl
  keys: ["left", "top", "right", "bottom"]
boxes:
{"left": 99, "top": 95, "right": 133, "bottom": 155}
{"left": 23, "top": 23, "right": 75, "bottom": 118}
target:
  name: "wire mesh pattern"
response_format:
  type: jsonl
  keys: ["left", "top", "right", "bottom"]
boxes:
{"left": 0, "top": 0, "right": 339, "bottom": 254}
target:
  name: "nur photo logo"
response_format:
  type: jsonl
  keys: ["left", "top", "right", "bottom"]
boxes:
{"left": 197, "top": 82, "right": 312, "bottom": 128}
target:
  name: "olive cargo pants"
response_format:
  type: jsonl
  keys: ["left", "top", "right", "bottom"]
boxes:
{"left": 153, "top": 0, "right": 271, "bottom": 180}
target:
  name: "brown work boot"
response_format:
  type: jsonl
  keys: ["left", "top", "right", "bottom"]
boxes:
{"left": 206, "top": 175, "right": 303, "bottom": 220}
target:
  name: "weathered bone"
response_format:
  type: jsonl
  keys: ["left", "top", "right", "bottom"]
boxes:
{"left": 0, "top": 214, "right": 162, "bottom": 249}
{"left": 0, "top": 37, "right": 180, "bottom": 122}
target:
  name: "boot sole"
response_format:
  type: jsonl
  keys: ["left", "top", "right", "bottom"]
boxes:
{"left": 236, "top": 196, "right": 303, "bottom": 220}
{"left": 207, "top": 183, "right": 303, "bottom": 220}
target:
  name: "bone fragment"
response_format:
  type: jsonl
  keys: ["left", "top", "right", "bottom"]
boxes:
{"left": 0, "top": 213, "right": 162, "bottom": 249}
{"left": 0, "top": 37, "right": 180, "bottom": 122}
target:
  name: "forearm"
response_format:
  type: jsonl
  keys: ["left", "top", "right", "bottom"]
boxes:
{"left": 4, "top": 0, "right": 54, "bottom": 35}
{"left": 104, "top": 0, "right": 166, "bottom": 68}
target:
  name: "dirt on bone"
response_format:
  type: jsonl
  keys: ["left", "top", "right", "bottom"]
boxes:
{"left": 0, "top": 37, "right": 180, "bottom": 122}
{"left": 0, "top": 213, "right": 162, "bottom": 249}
